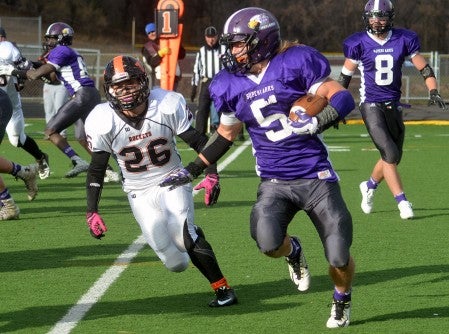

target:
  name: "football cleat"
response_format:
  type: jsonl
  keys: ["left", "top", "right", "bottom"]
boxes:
{"left": 359, "top": 181, "right": 375, "bottom": 214}
{"left": 0, "top": 198, "right": 20, "bottom": 220}
{"left": 398, "top": 200, "right": 414, "bottom": 219}
{"left": 37, "top": 152, "right": 50, "bottom": 179}
{"left": 104, "top": 168, "right": 120, "bottom": 183}
{"left": 208, "top": 286, "right": 238, "bottom": 307}
{"left": 286, "top": 236, "right": 311, "bottom": 292}
{"left": 326, "top": 299, "right": 351, "bottom": 328}
{"left": 65, "top": 159, "right": 89, "bottom": 178}
{"left": 16, "top": 164, "right": 39, "bottom": 201}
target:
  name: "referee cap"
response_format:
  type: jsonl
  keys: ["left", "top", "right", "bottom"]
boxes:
{"left": 204, "top": 26, "right": 218, "bottom": 37}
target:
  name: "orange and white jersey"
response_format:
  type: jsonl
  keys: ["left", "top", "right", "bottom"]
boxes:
{"left": 85, "top": 88, "right": 193, "bottom": 192}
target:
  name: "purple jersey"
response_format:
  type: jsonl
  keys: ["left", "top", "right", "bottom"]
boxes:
{"left": 210, "top": 45, "right": 338, "bottom": 181}
{"left": 46, "top": 45, "right": 95, "bottom": 96}
{"left": 343, "top": 28, "right": 420, "bottom": 103}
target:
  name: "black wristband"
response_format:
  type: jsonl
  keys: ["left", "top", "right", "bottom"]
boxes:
{"left": 185, "top": 161, "right": 207, "bottom": 178}
{"left": 338, "top": 72, "right": 352, "bottom": 89}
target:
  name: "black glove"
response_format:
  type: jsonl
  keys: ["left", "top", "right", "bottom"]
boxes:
{"left": 333, "top": 118, "right": 347, "bottom": 130}
{"left": 191, "top": 85, "right": 197, "bottom": 102}
{"left": 428, "top": 89, "right": 447, "bottom": 110}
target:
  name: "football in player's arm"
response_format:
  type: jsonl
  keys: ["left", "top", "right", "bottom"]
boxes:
{"left": 160, "top": 6, "right": 355, "bottom": 328}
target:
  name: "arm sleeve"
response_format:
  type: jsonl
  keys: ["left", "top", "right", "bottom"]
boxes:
{"left": 178, "top": 126, "right": 218, "bottom": 174}
{"left": 86, "top": 151, "right": 110, "bottom": 212}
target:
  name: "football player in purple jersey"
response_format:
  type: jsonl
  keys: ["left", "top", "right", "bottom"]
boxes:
{"left": 0, "top": 22, "right": 104, "bottom": 178}
{"left": 339, "top": 0, "right": 446, "bottom": 220}
{"left": 160, "top": 7, "right": 356, "bottom": 328}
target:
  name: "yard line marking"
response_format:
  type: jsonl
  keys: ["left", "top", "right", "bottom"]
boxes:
{"left": 47, "top": 139, "right": 251, "bottom": 334}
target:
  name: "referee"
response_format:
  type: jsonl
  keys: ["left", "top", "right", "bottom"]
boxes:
{"left": 191, "top": 26, "right": 226, "bottom": 135}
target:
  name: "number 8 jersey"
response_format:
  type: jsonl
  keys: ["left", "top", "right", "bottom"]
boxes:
{"left": 342, "top": 28, "right": 420, "bottom": 103}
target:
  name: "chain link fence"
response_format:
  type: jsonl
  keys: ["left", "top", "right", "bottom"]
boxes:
{"left": 3, "top": 16, "right": 449, "bottom": 108}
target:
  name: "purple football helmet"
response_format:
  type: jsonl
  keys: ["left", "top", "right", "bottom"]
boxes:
{"left": 363, "top": 0, "right": 395, "bottom": 35}
{"left": 219, "top": 7, "right": 280, "bottom": 74}
{"left": 44, "top": 22, "right": 74, "bottom": 50}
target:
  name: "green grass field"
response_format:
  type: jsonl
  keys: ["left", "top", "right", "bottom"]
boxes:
{"left": 1, "top": 120, "right": 448, "bottom": 333}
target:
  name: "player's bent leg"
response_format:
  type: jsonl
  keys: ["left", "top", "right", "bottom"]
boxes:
{"left": 183, "top": 222, "right": 237, "bottom": 307}
{"left": 285, "top": 236, "right": 311, "bottom": 292}
{"left": 156, "top": 245, "right": 190, "bottom": 272}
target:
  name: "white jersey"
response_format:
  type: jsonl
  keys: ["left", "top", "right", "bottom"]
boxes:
{"left": 0, "top": 41, "right": 28, "bottom": 146}
{"left": 0, "top": 41, "right": 22, "bottom": 110}
{"left": 85, "top": 88, "right": 192, "bottom": 192}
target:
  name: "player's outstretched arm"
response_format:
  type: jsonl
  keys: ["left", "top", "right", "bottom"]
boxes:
{"left": 86, "top": 151, "right": 110, "bottom": 239}
{"left": 160, "top": 125, "right": 236, "bottom": 190}
{"left": 177, "top": 126, "right": 220, "bottom": 206}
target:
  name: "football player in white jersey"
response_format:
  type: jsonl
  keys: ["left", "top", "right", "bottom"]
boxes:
{"left": 84, "top": 55, "right": 237, "bottom": 307}
{"left": 0, "top": 37, "right": 50, "bottom": 179}
{"left": 0, "top": 89, "right": 38, "bottom": 220}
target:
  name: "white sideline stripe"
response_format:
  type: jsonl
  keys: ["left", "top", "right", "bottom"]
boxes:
{"left": 47, "top": 236, "right": 147, "bottom": 334}
{"left": 47, "top": 139, "right": 251, "bottom": 334}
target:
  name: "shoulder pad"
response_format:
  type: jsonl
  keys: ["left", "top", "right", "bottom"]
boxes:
{"left": 152, "top": 89, "right": 185, "bottom": 115}
{"left": 0, "top": 41, "right": 21, "bottom": 63}
{"left": 85, "top": 103, "right": 114, "bottom": 135}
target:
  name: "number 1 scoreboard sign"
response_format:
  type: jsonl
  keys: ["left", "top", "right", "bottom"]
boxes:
{"left": 156, "top": 0, "right": 184, "bottom": 90}
{"left": 156, "top": 8, "right": 179, "bottom": 37}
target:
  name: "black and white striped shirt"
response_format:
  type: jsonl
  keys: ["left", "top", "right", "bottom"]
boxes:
{"left": 191, "top": 43, "right": 227, "bottom": 86}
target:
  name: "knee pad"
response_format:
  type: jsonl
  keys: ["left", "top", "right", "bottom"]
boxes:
{"left": 381, "top": 148, "right": 401, "bottom": 165}
{"left": 162, "top": 246, "right": 189, "bottom": 272}
{"left": 325, "top": 238, "right": 351, "bottom": 268}
{"left": 165, "top": 254, "right": 189, "bottom": 272}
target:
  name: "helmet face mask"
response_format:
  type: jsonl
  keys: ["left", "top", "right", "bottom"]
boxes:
{"left": 363, "top": 0, "right": 395, "bottom": 35}
{"left": 103, "top": 56, "right": 150, "bottom": 112}
{"left": 44, "top": 22, "right": 74, "bottom": 50}
{"left": 220, "top": 7, "right": 280, "bottom": 74}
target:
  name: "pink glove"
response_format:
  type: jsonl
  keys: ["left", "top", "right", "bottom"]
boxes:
{"left": 193, "top": 174, "right": 220, "bottom": 206}
{"left": 86, "top": 212, "right": 107, "bottom": 239}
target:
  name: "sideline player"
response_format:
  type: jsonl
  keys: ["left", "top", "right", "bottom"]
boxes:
{"left": 0, "top": 89, "right": 38, "bottom": 219}
{"left": 0, "top": 22, "right": 99, "bottom": 178}
{"left": 0, "top": 33, "right": 50, "bottom": 179}
{"left": 84, "top": 55, "right": 236, "bottom": 307}
{"left": 339, "top": 0, "right": 447, "bottom": 219}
